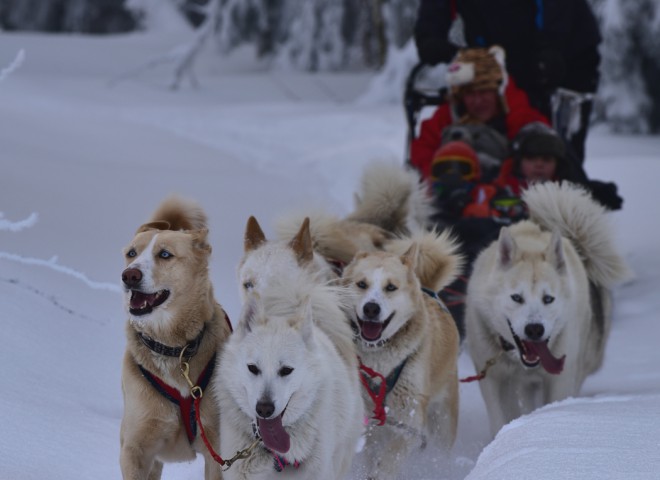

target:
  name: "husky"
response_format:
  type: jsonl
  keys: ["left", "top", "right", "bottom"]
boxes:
{"left": 465, "top": 182, "right": 630, "bottom": 436}
{"left": 216, "top": 292, "right": 363, "bottom": 479}
{"left": 238, "top": 215, "right": 357, "bottom": 365}
{"left": 342, "top": 230, "right": 463, "bottom": 479}
{"left": 119, "top": 196, "right": 232, "bottom": 480}
{"left": 275, "top": 160, "right": 434, "bottom": 267}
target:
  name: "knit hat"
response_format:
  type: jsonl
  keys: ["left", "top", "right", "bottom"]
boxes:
{"left": 512, "top": 123, "right": 565, "bottom": 161}
{"left": 446, "top": 46, "right": 509, "bottom": 112}
{"left": 431, "top": 141, "right": 480, "bottom": 182}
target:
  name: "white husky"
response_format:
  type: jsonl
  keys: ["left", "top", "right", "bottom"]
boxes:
{"left": 216, "top": 290, "right": 363, "bottom": 480}
{"left": 465, "top": 182, "right": 630, "bottom": 436}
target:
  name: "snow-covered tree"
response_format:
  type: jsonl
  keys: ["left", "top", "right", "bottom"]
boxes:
{"left": 0, "top": 0, "right": 137, "bottom": 33}
{"left": 590, "top": 0, "right": 660, "bottom": 133}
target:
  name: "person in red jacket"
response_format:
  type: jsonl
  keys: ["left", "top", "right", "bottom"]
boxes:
{"left": 410, "top": 46, "right": 550, "bottom": 182}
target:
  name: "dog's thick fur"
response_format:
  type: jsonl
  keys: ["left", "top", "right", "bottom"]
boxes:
{"left": 238, "top": 216, "right": 356, "bottom": 366}
{"left": 275, "top": 161, "right": 433, "bottom": 266}
{"left": 217, "top": 217, "right": 363, "bottom": 479}
{"left": 342, "top": 230, "right": 463, "bottom": 479}
{"left": 465, "top": 182, "right": 630, "bottom": 436}
{"left": 120, "top": 196, "right": 232, "bottom": 480}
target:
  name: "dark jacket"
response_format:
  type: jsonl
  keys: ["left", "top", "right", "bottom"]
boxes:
{"left": 414, "top": 0, "right": 602, "bottom": 113}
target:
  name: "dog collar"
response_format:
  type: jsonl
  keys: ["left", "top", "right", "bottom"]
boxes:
{"left": 138, "top": 353, "right": 216, "bottom": 443}
{"left": 136, "top": 310, "right": 233, "bottom": 359}
{"left": 138, "top": 325, "right": 206, "bottom": 359}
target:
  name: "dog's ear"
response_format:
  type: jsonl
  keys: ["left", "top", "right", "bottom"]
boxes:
{"left": 546, "top": 229, "right": 566, "bottom": 273}
{"left": 401, "top": 242, "right": 419, "bottom": 272}
{"left": 135, "top": 221, "right": 171, "bottom": 234}
{"left": 497, "top": 227, "right": 517, "bottom": 268}
{"left": 192, "top": 228, "right": 212, "bottom": 254}
{"left": 245, "top": 216, "right": 267, "bottom": 252}
{"left": 289, "top": 217, "right": 314, "bottom": 266}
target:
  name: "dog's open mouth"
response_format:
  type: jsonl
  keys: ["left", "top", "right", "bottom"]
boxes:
{"left": 128, "top": 289, "right": 170, "bottom": 316}
{"left": 257, "top": 412, "right": 290, "bottom": 454}
{"left": 357, "top": 311, "right": 394, "bottom": 342}
{"left": 507, "top": 320, "right": 565, "bottom": 374}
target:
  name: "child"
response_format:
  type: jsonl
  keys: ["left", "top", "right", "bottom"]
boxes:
{"left": 496, "top": 123, "right": 567, "bottom": 196}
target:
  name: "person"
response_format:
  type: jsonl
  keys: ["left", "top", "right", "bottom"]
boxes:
{"left": 496, "top": 122, "right": 571, "bottom": 196}
{"left": 410, "top": 45, "right": 549, "bottom": 183}
{"left": 413, "top": 0, "right": 601, "bottom": 164}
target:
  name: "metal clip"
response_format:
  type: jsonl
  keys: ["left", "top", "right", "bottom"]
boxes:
{"left": 178, "top": 345, "right": 203, "bottom": 399}
{"left": 222, "top": 439, "right": 261, "bottom": 471}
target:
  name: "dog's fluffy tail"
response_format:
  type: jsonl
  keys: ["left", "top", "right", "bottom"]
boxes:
{"left": 522, "top": 182, "right": 630, "bottom": 287}
{"left": 385, "top": 229, "right": 464, "bottom": 292}
{"left": 346, "top": 161, "right": 434, "bottom": 235}
{"left": 275, "top": 210, "right": 391, "bottom": 265}
{"left": 150, "top": 195, "right": 208, "bottom": 231}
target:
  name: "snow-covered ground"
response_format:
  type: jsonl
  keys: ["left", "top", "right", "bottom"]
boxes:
{"left": 1, "top": 31, "right": 659, "bottom": 480}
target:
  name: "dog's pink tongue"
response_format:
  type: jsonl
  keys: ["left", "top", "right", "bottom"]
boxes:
{"left": 360, "top": 321, "right": 383, "bottom": 341}
{"left": 523, "top": 340, "right": 566, "bottom": 374}
{"left": 258, "top": 415, "right": 290, "bottom": 454}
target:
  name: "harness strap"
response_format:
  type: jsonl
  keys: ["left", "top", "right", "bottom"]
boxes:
{"left": 139, "top": 353, "right": 216, "bottom": 443}
{"left": 421, "top": 287, "right": 451, "bottom": 314}
{"left": 358, "top": 357, "right": 409, "bottom": 425}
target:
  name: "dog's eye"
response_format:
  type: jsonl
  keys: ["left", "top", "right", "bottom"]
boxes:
{"left": 543, "top": 294, "right": 555, "bottom": 305}
{"left": 243, "top": 281, "right": 254, "bottom": 290}
{"left": 511, "top": 294, "right": 524, "bottom": 304}
{"left": 158, "top": 250, "right": 173, "bottom": 259}
{"left": 356, "top": 281, "right": 368, "bottom": 289}
{"left": 247, "top": 364, "right": 260, "bottom": 375}
{"left": 126, "top": 248, "right": 137, "bottom": 258}
{"left": 279, "top": 366, "right": 294, "bottom": 377}
{"left": 385, "top": 283, "right": 398, "bottom": 292}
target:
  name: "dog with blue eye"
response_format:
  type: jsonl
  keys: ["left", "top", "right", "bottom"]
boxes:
{"left": 119, "top": 195, "right": 232, "bottom": 480}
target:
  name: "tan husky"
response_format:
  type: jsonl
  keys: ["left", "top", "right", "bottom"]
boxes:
{"left": 341, "top": 230, "right": 463, "bottom": 479}
{"left": 119, "top": 195, "right": 232, "bottom": 479}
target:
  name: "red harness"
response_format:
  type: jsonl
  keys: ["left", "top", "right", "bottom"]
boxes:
{"left": 139, "top": 354, "right": 216, "bottom": 443}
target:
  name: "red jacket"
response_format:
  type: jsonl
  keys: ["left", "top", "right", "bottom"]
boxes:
{"left": 410, "top": 78, "right": 550, "bottom": 180}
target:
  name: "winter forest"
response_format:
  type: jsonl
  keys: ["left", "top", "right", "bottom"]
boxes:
{"left": 1, "top": 0, "right": 659, "bottom": 133}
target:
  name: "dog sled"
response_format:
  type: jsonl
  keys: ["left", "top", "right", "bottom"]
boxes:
{"left": 402, "top": 61, "right": 624, "bottom": 322}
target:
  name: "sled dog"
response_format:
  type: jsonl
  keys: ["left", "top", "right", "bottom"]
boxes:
{"left": 216, "top": 291, "right": 363, "bottom": 480}
{"left": 275, "top": 160, "right": 433, "bottom": 267}
{"left": 342, "top": 230, "right": 463, "bottom": 479}
{"left": 238, "top": 215, "right": 357, "bottom": 365}
{"left": 119, "top": 196, "right": 232, "bottom": 480}
{"left": 465, "top": 182, "right": 630, "bottom": 436}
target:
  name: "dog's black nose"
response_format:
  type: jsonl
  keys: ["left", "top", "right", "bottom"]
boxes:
{"left": 256, "top": 399, "right": 275, "bottom": 419}
{"left": 122, "top": 268, "right": 143, "bottom": 288}
{"left": 363, "top": 302, "right": 381, "bottom": 320}
{"left": 525, "top": 323, "right": 545, "bottom": 340}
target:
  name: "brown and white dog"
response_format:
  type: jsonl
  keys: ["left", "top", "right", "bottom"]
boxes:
{"left": 119, "top": 195, "right": 232, "bottom": 480}
{"left": 341, "top": 230, "right": 463, "bottom": 479}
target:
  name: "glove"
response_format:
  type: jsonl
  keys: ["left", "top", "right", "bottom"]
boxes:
{"left": 416, "top": 38, "right": 456, "bottom": 66}
{"left": 535, "top": 48, "right": 566, "bottom": 90}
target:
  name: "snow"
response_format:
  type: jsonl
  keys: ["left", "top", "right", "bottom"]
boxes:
{"left": 1, "top": 30, "right": 660, "bottom": 480}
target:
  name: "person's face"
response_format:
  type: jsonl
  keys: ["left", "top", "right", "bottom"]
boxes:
{"left": 520, "top": 155, "right": 558, "bottom": 182}
{"left": 461, "top": 89, "right": 500, "bottom": 122}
